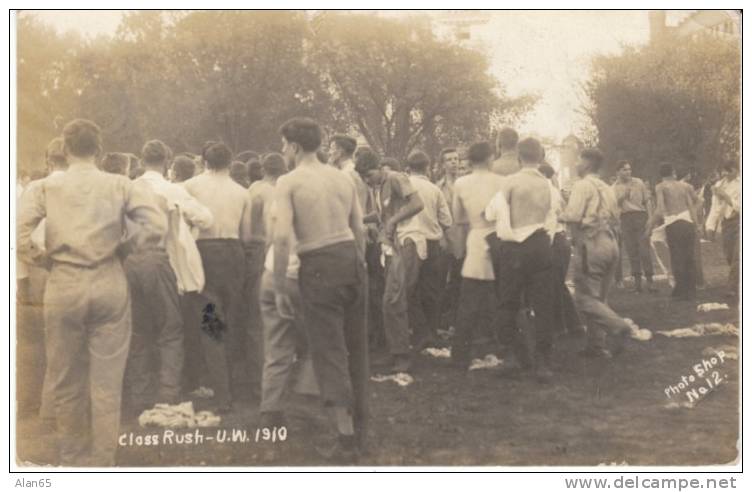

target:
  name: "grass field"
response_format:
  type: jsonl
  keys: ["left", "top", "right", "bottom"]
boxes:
{"left": 15, "top": 239, "right": 739, "bottom": 467}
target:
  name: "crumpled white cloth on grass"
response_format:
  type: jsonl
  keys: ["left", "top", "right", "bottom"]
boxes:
{"left": 663, "top": 401, "right": 695, "bottom": 410}
{"left": 697, "top": 303, "right": 730, "bottom": 313}
{"left": 421, "top": 347, "right": 451, "bottom": 358}
{"left": 188, "top": 386, "right": 215, "bottom": 399}
{"left": 138, "top": 401, "right": 221, "bottom": 428}
{"left": 469, "top": 354, "right": 503, "bottom": 371}
{"left": 598, "top": 461, "right": 630, "bottom": 466}
{"left": 624, "top": 318, "right": 652, "bottom": 341}
{"left": 702, "top": 345, "right": 738, "bottom": 360}
{"left": 658, "top": 323, "right": 739, "bottom": 338}
{"left": 371, "top": 373, "right": 414, "bottom": 387}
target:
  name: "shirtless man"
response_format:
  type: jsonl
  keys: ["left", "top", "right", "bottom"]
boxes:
{"left": 485, "top": 138, "right": 556, "bottom": 381}
{"left": 274, "top": 117, "right": 367, "bottom": 461}
{"left": 490, "top": 127, "right": 520, "bottom": 176}
{"left": 450, "top": 142, "right": 505, "bottom": 369}
{"left": 240, "top": 152, "right": 287, "bottom": 398}
{"left": 645, "top": 163, "right": 700, "bottom": 301}
{"left": 183, "top": 142, "right": 253, "bottom": 412}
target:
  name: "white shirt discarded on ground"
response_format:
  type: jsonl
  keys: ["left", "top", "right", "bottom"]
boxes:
{"left": 624, "top": 318, "right": 652, "bottom": 341}
{"left": 371, "top": 373, "right": 415, "bottom": 387}
{"left": 697, "top": 303, "right": 730, "bottom": 313}
{"left": 469, "top": 354, "right": 504, "bottom": 370}
{"left": 702, "top": 345, "right": 738, "bottom": 360}
{"left": 422, "top": 347, "right": 451, "bottom": 358}
{"left": 657, "top": 323, "right": 739, "bottom": 338}
{"left": 138, "top": 401, "right": 221, "bottom": 428}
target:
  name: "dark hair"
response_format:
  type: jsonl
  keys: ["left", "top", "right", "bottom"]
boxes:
{"left": 722, "top": 161, "right": 739, "bottom": 174}
{"left": 62, "top": 119, "right": 102, "bottom": 158}
{"left": 407, "top": 150, "right": 430, "bottom": 173}
{"left": 262, "top": 152, "right": 286, "bottom": 177}
{"left": 171, "top": 156, "right": 196, "bottom": 182}
{"left": 496, "top": 127, "right": 518, "bottom": 151}
{"left": 518, "top": 138, "right": 543, "bottom": 164}
{"left": 316, "top": 149, "right": 329, "bottom": 164}
{"left": 580, "top": 148, "right": 605, "bottom": 172}
{"left": 467, "top": 141, "right": 493, "bottom": 164}
{"left": 100, "top": 152, "right": 130, "bottom": 176}
{"left": 45, "top": 137, "right": 67, "bottom": 167}
{"left": 539, "top": 163, "right": 555, "bottom": 179}
{"left": 380, "top": 157, "right": 401, "bottom": 172}
{"left": 203, "top": 141, "right": 233, "bottom": 170}
{"left": 439, "top": 147, "right": 458, "bottom": 163}
{"left": 248, "top": 158, "right": 264, "bottom": 183}
{"left": 331, "top": 134, "right": 357, "bottom": 157}
{"left": 141, "top": 139, "right": 171, "bottom": 166}
{"left": 616, "top": 160, "right": 631, "bottom": 171}
{"left": 355, "top": 148, "right": 382, "bottom": 177}
{"left": 659, "top": 163, "right": 675, "bottom": 178}
{"left": 279, "top": 117, "right": 322, "bottom": 152}
{"left": 236, "top": 150, "right": 259, "bottom": 164}
{"left": 230, "top": 160, "right": 249, "bottom": 186}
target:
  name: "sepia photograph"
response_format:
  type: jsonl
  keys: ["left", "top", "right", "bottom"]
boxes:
{"left": 10, "top": 8, "right": 742, "bottom": 474}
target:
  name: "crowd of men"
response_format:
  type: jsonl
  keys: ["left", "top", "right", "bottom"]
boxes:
{"left": 17, "top": 117, "right": 740, "bottom": 466}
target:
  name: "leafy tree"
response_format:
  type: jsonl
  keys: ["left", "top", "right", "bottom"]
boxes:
{"left": 308, "top": 13, "right": 533, "bottom": 160}
{"left": 584, "top": 34, "right": 740, "bottom": 180}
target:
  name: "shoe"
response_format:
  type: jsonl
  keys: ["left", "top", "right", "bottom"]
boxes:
{"left": 579, "top": 346, "right": 613, "bottom": 359}
{"left": 389, "top": 354, "right": 411, "bottom": 374}
{"left": 534, "top": 353, "right": 553, "bottom": 383}
{"left": 615, "top": 281, "right": 625, "bottom": 289}
{"left": 632, "top": 276, "right": 643, "bottom": 293}
{"left": 259, "top": 411, "right": 286, "bottom": 429}
{"left": 316, "top": 434, "right": 360, "bottom": 464}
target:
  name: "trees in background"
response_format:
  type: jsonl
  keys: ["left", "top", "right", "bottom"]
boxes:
{"left": 17, "top": 11, "right": 531, "bottom": 172}
{"left": 584, "top": 34, "right": 740, "bottom": 180}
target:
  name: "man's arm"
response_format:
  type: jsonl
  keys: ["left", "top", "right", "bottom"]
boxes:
{"left": 175, "top": 187, "right": 213, "bottom": 230}
{"left": 384, "top": 174, "right": 424, "bottom": 239}
{"left": 239, "top": 193, "right": 255, "bottom": 245}
{"left": 348, "top": 182, "right": 366, "bottom": 261}
{"left": 644, "top": 184, "right": 665, "bottom": 236}
{"left": 560, "top": 181, "right": 588, "bottom": 224}
{"left": 17, "top": 181, "right": 48, "bottom": 267}
{"left": 272, "top": 177, "right": 293, "bottom": 292}
{"left": 437, "top": 190, "right": 453, "bottom": 230}
{"left": 124, "top": 179, "right": 168, "bottom": 250}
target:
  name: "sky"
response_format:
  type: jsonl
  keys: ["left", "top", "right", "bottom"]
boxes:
{"left": 22, "top": 10, "right": 661, "bottom": 142}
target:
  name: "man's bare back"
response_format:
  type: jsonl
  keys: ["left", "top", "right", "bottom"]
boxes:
{"left": 656, "top": 180, "right": 698, "bottom": 222}
{"left": 453, "top": 169, "right": 505, "bottom": 229}
{"left": 503, "top": 169, "right": 552, "bottom": 230}
{"left": 277, "top": 162, "right": 359, "bottom": 254}
{"left": 248, "top": 180, "right": 275, "bottom": 242}
{"left": 184, "top": 172, "right": 251, "bottom": 240}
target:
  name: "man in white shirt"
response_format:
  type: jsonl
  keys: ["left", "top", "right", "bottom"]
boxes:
{"left": 403, "top": 151, "right": 453, "bottom": 349}
{"left": 124, "top": 140, "right": 214, "bottom": 414}
{"left": 705, "top": 162, "right": 740, "bottom": 301}
{"left": 484, "top": 138, "right": 556, "bottom": 382}
{"left": 451, "top": 142, "right": 505, "bottom": 369}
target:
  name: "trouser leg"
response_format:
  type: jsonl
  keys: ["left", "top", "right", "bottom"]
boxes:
{"left": 151, "top": 260, "right": 183, "bottom": 404}
{"left": 87, "top": 265, "right": 131, "bottom": 466}
{"left": 44, "top": 268, "right": 90, "bottom": 465}
{"left": 452, "top": 279, "right": 479, "bottom": 366}
{"left": 244, "top": 242, "right": 265, "bottom": 398}
{"left": 722, "top": 217, "right": 739, "bottom": 296}
{"left": 382, "top": 248, "right": 410, "bottom": 356}
{"left": 666, "top": 221, "right": 696, "bottom": 299}
{"left": 365, "top": 242, "right": 385, "bottom": 348}
{"left": 259, "top": 271, "right": 298, "bottom": 414}
{"left": 342, "top": 265, "right": 369, "bottom": 447}
{"left": 419, "top": 241, "right": 446, "bottom": 340}
{"left": 573, "top": 233, "right": 630, "bottom": 350}
{"left": 402, "top": 239, "right": 426, "bottom": 345}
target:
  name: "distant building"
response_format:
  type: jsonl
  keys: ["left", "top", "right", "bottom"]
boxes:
{"left": 649, "top": 10, "right": 740, "bottom": 43}
{"left": 432, "top": 10, "right": 491, "bottom": 45}
{"left": 675, "top": 10, "right": 740, "bottom": 40}
{"left": 556, "top": 134, "right": 584, "bottom": 188}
